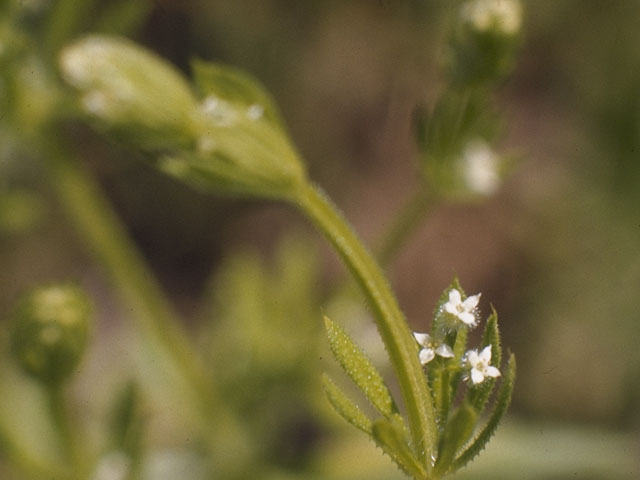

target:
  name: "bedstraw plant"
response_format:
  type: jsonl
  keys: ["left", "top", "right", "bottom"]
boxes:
{"left": 0, "top": 0, "right": 521, "bottom": 478}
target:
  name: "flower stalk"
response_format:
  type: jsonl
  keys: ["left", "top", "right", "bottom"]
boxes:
{"left": 293, "top": 182, "right": 438, "bottom": 470}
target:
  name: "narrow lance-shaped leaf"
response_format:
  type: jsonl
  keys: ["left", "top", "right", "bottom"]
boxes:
{"left": 452, "top": 353, "right": 516, "bottom": 472}
{"left": 469, "top": 308, "right": 501, "bottom": 412}
{"left": 191, "top": 59, "right": 284, "bottom": 127}
{"left": 324, "top": 316, "right": 397, "bottom": 419}
{"left": 448, "top": 325, "right": 469, "bottom": 402}
{"left": 372, "top": 419, "right": 427, "bottom": 479}
{"left": 433, "top": 402, "right": 477, "bottom": 476}
{"left": 322, "top": 374, "right": 372, "bottom": 435}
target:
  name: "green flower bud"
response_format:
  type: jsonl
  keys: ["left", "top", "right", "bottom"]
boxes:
{"left": 10, "top": 285, "right": 92, "bottom": 386}
{"left": 58, "top": 35, "right": 199, "bottom": 150}
{"left": 159, "top": 59, "right": 307, "bottom": 199}
{"left": 448, "top": 0, "right": 522, "bottom": 87}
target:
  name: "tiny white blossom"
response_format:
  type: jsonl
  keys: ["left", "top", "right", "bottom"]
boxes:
{"left": 444, "top": 289, "right": 481, "bottom": 327}
{"left": 461, "top": 0, "right": 522, "bottom": 36}
{"left": 461, "top": 139, "right": 501, "bottom": 196}
{"left": 465, "top": 345, "right": 501, "bottom": 384}
{"left": 413, "top": 332, "right": 454, "bottom": 365}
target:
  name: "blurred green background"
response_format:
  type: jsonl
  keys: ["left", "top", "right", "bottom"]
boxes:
{"left": 1, "top": 1, "right": 639, "bottom": 479}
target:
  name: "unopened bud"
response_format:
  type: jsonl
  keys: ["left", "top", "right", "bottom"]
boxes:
{"left": 10, "top": 285, "right": 92, "bottom": 386}
{"left": 59, "top": 35, "right": 199, "bottom": 150}
{"left": 158, "top": 60, "right": 307, "bottom": 199}
{"left": 461, "top": 0, "right": 522, "bottom": 36}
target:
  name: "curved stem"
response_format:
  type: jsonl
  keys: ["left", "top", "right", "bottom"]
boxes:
{"left": 294, "top": 182, "right": 437, "bottom": 469}
{"left": 376, "top": 188, "right": 437, "bottom": 266}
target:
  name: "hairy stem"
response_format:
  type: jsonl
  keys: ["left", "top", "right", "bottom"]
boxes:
{"left": 294, "top": 182, "right": 437, "bottom": 470}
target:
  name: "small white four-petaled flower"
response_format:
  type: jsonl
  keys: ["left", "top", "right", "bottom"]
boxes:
{"left": 413, "top": 332, "right": 454, "bottom": 365}
{"left": 465, "top": 345, "right": 501, "bottom": 384}
{"left": 444, "top": 289, "right": 481, "bottom": 327}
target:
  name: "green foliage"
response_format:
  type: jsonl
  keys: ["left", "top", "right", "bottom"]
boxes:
{"left": 324, "top": 316, "right": 397, "bottom": 419}
{"left": 191, "top": 59, "right": 285, "bottom": 127}
{"left": 0, "top": 1, "right": 523, "bottom": 478}
{"left": 452, "top": 354, "right": 516, "bottom": 472}
{"left": 372, "top": 419, "right": 427, "bottom": 479}
{"left": 434, "top": 403, "right": 477, "bottom": 475}
{"left": 322, "top": 374, "right": 373, "bottom": 435}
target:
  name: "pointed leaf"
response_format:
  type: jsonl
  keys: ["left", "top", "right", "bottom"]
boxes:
{"left": 191, "top": 59, "right": 284, "bottom": 126}
{"left": 322, "top": 374, "right": 372, "bottom": 435}
{"left": 372, "top": 419, "right": 427, "bottom": 478}
{"left": 434, "top": 403, "right": 477, "bottom": 475}
{"left": 482, "top": 307, "right": 502, "bottom": 366}
{"left": 452, "top": 354, "right": 516, "bottom": 472}
{"left": 324, "top": 316, "right": 397, "bottom": 418}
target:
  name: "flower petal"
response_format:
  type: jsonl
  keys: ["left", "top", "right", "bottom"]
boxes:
{"left": 471, "top": 368, "right": 485, "bottom": 384}
{"left": 485, "top": 366, "right": 501, "bottom": 378}
{"left": 466, "top": 349, "right": 479, "bottom": 365}
{"left": 435, "top": 343, "right": 454, "bottom": 358}
{"left": 459, "top": 311, "right": 478, "bottom": 326}
{"left": 448, "top": 289, "right": 462, "bottom": 305}
{"left": 413, "top": 332, "right": 431, "bottom": 347}
{"left": 419, "top": 348, "right": 435, "bottom": 365}
{"left": 479, "top": 345, "right": 493, "bottom": 363}
{"left": 462, "top": 293, "right": 481, "bottom": 311}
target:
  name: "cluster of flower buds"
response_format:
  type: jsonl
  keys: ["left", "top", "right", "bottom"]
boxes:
{"left": 58, "top": 35, "right": 307, "bottom": 200}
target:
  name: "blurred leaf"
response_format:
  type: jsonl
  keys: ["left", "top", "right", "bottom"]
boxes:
{"left": 191, "top": 59, "right": 284, "bottom": 127}
{"left": 434, "top": 402, "right": 477, "bottom": 475}
{"left": 371, "top": 419, "right": 426, "bottom": 478}
{"left": 322, "top": 374, "right": 372, "bottom": 435}
{"left": 92, "top": 0, "right": 152, "bottom": 36}
{"left": 108, "top": 381, "right": 145, "bottom": 462}
{"left": 324, "top": 316, "right": 397, "bottom": 419}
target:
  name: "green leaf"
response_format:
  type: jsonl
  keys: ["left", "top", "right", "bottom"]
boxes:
{"left": 434, "top": 403, "right": 477, "bottom": 476}
{"left": 452, "top": 353, "right": 516, "bottom": 472}
{"left": 324, "top": 316, "right": 397, "bottom": 419}
{"left": 482, "top": 307, "right": 502, "bottom": 366}
{"left": 322, "top": 374, "right": 372, "bottom": 435}
{"left": 191, "top": 59, "right": 284, "bottom": 126}
{"left": 469, "top": 308, "right": 501, "bottom": 412}
{"left": 372, "top": 419, "right": 427, "bottom": 479}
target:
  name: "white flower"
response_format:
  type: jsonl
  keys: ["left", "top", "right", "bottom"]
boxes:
{"left": 461, "top": 139, "right": 501, "bottom": 196}
{"left": 461, "top": 0, "right": 522, "bottom": 36}
{"left": 444, "top": 289, "right": 481, "bottom": 327}
{"left": 465, "top": 345, "right": 501, "bottom": 384}
{"left": 413, "top": 332, "right": 454, "bottom": 365}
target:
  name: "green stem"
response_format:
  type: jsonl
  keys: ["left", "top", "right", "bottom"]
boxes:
{"left": 47, "top": 386, "right": 80, "bottom": 475}
{"left": 43, "top": 139, "right": 256, "bottom": 476}
{"left": 294, "top": 182, "right": 438, "bottom": 470}
{"left": 44, "top": 139, "right": 213, "bottom": 409}
{"left": 376, "top": 188, "right": 437, "bottom": 266}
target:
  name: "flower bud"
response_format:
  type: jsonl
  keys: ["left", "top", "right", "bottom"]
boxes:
{"left": 461, "top": 0, "right": 522, "bottom": 36}
{"left": 59, "top": 35, "right": 199, "bottom": 150}
{"left": 10, "top": 285, "right": 92, "bottom": 386}
{"left": 448, "top": 0, "right": 522, "bottom": 87}
{"left": 158, "top": 60, "right": 307, "bottom": 199}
